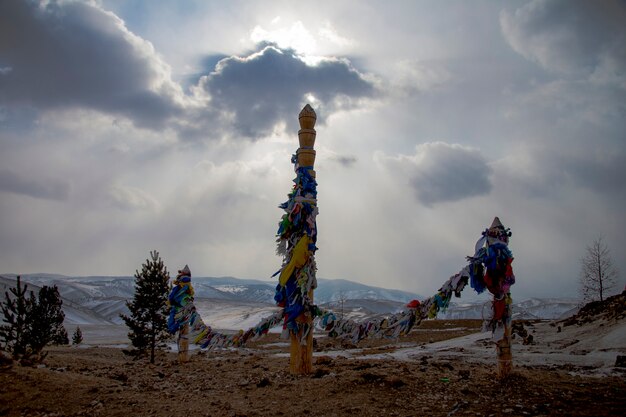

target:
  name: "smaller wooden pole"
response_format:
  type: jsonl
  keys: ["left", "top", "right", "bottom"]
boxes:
{"left": 487, "top": 217, "right": 513, "bottom": 379}
{"left": 497, "top": 296, "right": 512, "bottom": 378}
{"left": 178, "top": 324, "right": 189, "bottom": 363}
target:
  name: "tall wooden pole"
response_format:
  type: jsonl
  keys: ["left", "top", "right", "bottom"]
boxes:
{"left": 290, "top": 291, "right": 314, "bottom": 374}
{"left": 289, "top": 105, "right": 317, "bottom": 375}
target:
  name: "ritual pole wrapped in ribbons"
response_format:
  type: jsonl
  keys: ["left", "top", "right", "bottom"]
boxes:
{"left": 273, "top": 104, "right": 319, "bottom": 375}
{"left": 312, "top": 216, "right": 516, "bottom": 377}
{"left": 165, "top": 106, "right": 321, "bottom": 360}
{"left": 415, "top": 216, "right": 515, "bottom": 378}
{"left": 167, "top": 265, "right": 193, "bottom": 363}
{"left": 164, "top": 207, "right": 515, "bottom": 380}
{"left": 467, "top": 217, "right": 515, "bottom": 378}
{"left": 164, "top": 139, "right": 515, "bottom": 377}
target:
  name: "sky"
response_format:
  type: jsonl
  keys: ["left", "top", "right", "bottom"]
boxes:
{"left": 1, "top": 0, "right": 625, "bottom": 301}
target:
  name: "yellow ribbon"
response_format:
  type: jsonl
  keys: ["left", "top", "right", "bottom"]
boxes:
{"left": 279, "top": 235, "right": 311, "bottom": 286}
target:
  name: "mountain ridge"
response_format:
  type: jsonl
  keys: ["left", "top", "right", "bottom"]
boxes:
{"left": 1, "top": 274, "right": 583, "bottom": 327}
{"left": 1, "top": 273, "right": 424, "bottom": 304}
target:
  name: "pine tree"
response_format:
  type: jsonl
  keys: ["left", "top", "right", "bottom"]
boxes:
{"left": 72, "top": 326, "right": 83, "bottom": 345}
{"left": 0, "top": 277, "right": 69, "bottom": 362}
{"left": 121, "top": 250, "right": 171, "bottom": 363}
{"left": 0, "top": 276, "right": 32, "bottom": 359}
{"left": 28, "top": 285, "right": 69, "bottom": 353}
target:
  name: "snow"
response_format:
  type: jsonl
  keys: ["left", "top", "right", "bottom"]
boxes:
{"left": 63, "top": 305, "right": 112, "bottom": 325}
{"left": 61, "top": 295, "right": 625, "bottom": 377}
{"left": 5, "top": 274, "right": 622, "bottom": 376}
{"left": 354, "top": 319, "right": 626, "bottom": 375}
{"left": 439, "top": 298, "right": 580, "bottom": 320}
{"left": 194, "top": 299, "right": 283, "bottom": 333}
{"left": 213, "top": 285, "right": 247, "bottom": 294}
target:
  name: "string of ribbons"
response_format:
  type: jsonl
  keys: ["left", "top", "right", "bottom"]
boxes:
{"left": 166, "top": 223, "right": 514, "bottom": 350}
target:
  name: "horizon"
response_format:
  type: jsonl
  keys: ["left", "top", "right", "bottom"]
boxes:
{"left": 1, "top": 272, "right": 590, "bottom": 303}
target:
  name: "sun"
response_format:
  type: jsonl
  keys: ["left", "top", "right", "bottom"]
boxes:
{"left": 250, "top": 18, "right": 317, "bottom": 56}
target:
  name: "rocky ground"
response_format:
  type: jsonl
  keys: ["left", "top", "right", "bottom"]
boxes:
{"left": 2, "top": 299, "right": 626, "bottom": 417}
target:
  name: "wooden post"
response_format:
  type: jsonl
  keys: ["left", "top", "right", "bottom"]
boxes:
{"left": 487, "top": 216, "right": 513, "bottom": 379}
{"left": 289, "top": 104, "right": 317, "bottom": 375}
{"left": 178, "top": 323, "right": 189, "bottom": 363}
{"left": 290, "top": 291, "right": 314, "bottom": 374}
{"left": 497, "top": 300, "right": 512, "bottom": 378}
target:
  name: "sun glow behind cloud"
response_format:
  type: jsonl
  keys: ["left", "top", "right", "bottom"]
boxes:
{"left": 249, "top": 18, "right": 355, "bottom": 66}
{"left": 251, "top": 19, "right": 317, "bottom": 55}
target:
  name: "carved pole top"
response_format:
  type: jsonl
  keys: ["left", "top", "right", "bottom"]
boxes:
{"left": 490, "top": 217, "right": 504, "bottom": 230}
{"left": 299, "top": 104, "right": 317, "bottom": 129}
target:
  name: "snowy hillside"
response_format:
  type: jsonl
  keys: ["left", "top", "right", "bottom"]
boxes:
{"left": 315, "top": 278, "right": 423, "bottom": 303}
{"left": 0, "top": 275, "right": 112, "bottom": 325}
{"left": 2, "top": 274, "right": 422, "bottom": 305}
{"left": 1, "top": 274, "right": 582, "bottom": 329}
{"left": 320, "top": 299, "right": 406, "bottom": 318}
{"left": 194, "top": 299, "right": 282, "bottom": 331}
{"left": 438, "top": 297, "right": 580, "bottom": 320}
{"left": 0, "top": 274, "right": 422, "bottom": 329}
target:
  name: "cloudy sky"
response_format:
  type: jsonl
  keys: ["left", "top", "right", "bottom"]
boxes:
{"left": 1, "top": 0, "right": 625, "bottom": 300}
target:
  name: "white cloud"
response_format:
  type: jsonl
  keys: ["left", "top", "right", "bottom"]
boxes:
{"left": 108, "top": 185, "right": 160, "bottom": 212}
{"left": 318, "top": 21, "right": 354, "bottom": 48}
{"left": 391, "top": 60, "right": 452, "bottom": 95}
{"left": 250, "top": 20, "right": 317, "bottom": 55}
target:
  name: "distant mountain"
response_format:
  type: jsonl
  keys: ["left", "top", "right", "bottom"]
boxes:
{"left": 316, "top": 278, "right": 422, "bottom": 304}
{"left": 515, "top": 298, "right": 582, "bottom": 319}
{"left": 319, "top": 299, "right": 407, "bottom": 322}
{"left": 0, "top": 274, "right": 422, "bottom": 328}
{"left": 0, "top": 275, "right": 113, "bottom": 325}
{"left": 193, "top": 277, "right": 276, "bottom": 303}
{"left": 3, "top": 274, "right": 421, "bottom": 303}
{"left": 437, "top": 297, "right": 581, "bottom": 320}
{"left": 1, "top": 274, "right": 581, "bottom": 328}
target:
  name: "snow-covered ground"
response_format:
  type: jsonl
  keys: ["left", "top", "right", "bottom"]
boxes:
{"left": 194, "top": 299, "right": 282, "bottom": 332}
{"left": 74, "top": 297, "right": 626, "bottom": 379}
{"left": 352, "top": 318, "right": 626, "bottom": 376}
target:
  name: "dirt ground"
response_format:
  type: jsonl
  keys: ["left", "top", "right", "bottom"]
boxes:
{"left": 1, "top": 319, "right": 625, "bottom": 417}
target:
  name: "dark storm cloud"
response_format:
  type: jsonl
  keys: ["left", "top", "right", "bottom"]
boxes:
{"left": 0, "top": 0, "right": 183, "bottom": 128}
{"left": 501, "top": 0, "right": 626, "bottom": 84}
{"left": 500, "top": 0, "right": 626, "bottom": 204}
{"left": 564, "top": 152, "right": 626, "bottom": 194}
{"left": 195, "top": 45, "right": 375, "bottom": 139}
{"left": 0, "top": 169, "right": 70, "bottom": 201}
{"left": 0, "top": 1, "right": 375, "bottom": 140}
{"left": 504, "top": 146, "right": 626, "bottom": 200}
{"left": 398, "top": 143, "right": 492, "bottom": 206}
